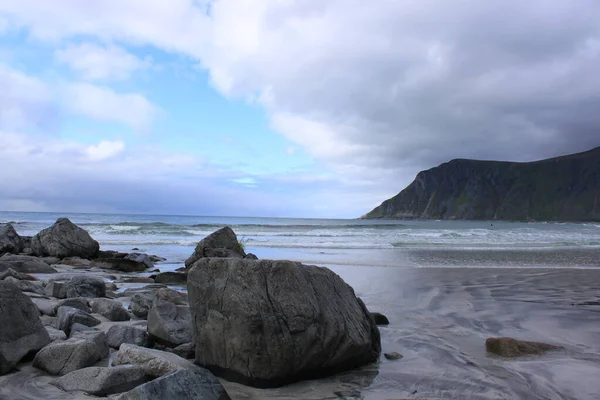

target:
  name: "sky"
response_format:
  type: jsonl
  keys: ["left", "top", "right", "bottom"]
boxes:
{"left": 1, "top": 1, "right": 600, "bottom": 218}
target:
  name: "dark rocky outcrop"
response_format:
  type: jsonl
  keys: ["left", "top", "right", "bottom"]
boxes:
{"left": 106, "top": 325, "right": 150, "bottom": 349}
{"left": 0, "top": 223, "right": 23, "bottom": 255}
{"left": 184, "top": 227, "right": 245, "bottom": 268}
{"left": 124, "top": 253, "right": 155, "bottom": 269}
{"left": 31, "top": 218, "right": 99, "bottom": 258}
{"left": 187, "top": 258, "right": 381, "bottom": 387}
{"left": 91, "top": 258, "right": 148, "bottom": 272}
{"left": 90, "top": 298, "right": 130, "bottom": 321}
{"left": 152, "top": 271, "right": 187, "bottom": 285}
{"left": 0, "top": 254, "right": 57, "bottom": 274}
{"left": 51, "top": 365, "right": 150, "bottom": 396}
{"left": 485, "top": 337, "right": 564, "bottom": 357}
{"left": 363, "top": 147, "right": 600, "bottom": 221}
{"left": 0, "top": 281, "right": 52, "bottom": 374}
{"left": 370, "top": 312, "right": 389, "bottom": 326}
{"left": 147, "top": 298, "right": 193, "bottom": 347}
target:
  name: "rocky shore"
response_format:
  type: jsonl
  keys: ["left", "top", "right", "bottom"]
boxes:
{"left": 0, "top": 218, "right": 565, "bottom": 399}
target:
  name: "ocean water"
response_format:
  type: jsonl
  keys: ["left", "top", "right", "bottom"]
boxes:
{"left": 2, "top": 211, "right": 600, "bottom": 400}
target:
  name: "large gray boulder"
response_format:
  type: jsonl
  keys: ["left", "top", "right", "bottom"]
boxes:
{"left": 0, "top": 281, "right": 52, "bottom": 374}
{"left": 51, "top": 365, "right": 150, "bottom": 396}
{"left": 115, "top": 368, "right": 230, "bottom": 400}
{"left": 90, "top": 298, "right": 130, "bottom": 321}
{"left": 65, "top": 276, "right": 106, "bottom": 298}
{"left": 31, "top": 218, "right": 99, "bottom": 259}
{"left": 187, "top": 258, "right": 381, "bottom": 387}
{"left": 0, "top": 254, "right": 57, "bottom": 274}
{"left": 184, "top": 227, "right": 245, "bottom": 268}
{"left": 147, "top": 298, "right": 193, "bottom": 346}
{"left": 106, "top": 325, "right": 150, "bottom": 349}
{"left": 152, "top": 271, "right": 187, "bottom": 285}
{"left": 56, "top": 306, "right": 101, "bottom": 335}
{"left": 33, "top": 331, "right": 109, "bottom": 375}
{"left": 112, "top": 344, "right": 195, "bottom": 377}
{"left": 0, "top": 223, "right": 23, "bottom": 255}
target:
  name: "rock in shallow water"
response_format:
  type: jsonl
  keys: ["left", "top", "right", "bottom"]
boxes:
{"left": 0, "top": 281, "right": 52, "bottom": 375}
{"left": 31, "top": 218, "right": 99, "bottom": 259}
{"left": 51, "top": 365, "right": 151, "bottom": 396}
{"left": 184, "top": 226, "right": 245, "bottom": 268}
{"left": 485, "top": 337, "right": 564, "bottom": 357}
{"left": 384, "top": 352, "right": 403, "bottom": 360}
{"left": 0, "top": 223, "right": 23, "bottom": 255}
{"left": 187, "top": 258, "right": 381, "bottom": 388}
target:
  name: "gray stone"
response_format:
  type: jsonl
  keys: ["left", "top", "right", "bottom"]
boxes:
{"left": 244, "top": 253, "right": 258, "bottom": 260}
{"left": 54, "top": 298, "right": 91, "bottom": 314}
{"left": 69, "top": 323, "right": 97, "bottom": 335}
{"left": 156, "top": 287, "right": 187, "bottom": 305}
{"left": 152, "top": 271, "right": 187, "bottom": 285}
{"left": 485, "top": 337, "right": 564, "bottom": 357}
{"left": 106, "top": 325, "right": 150, "bottom": 349}
{"left": 0, "top": 268, "right": 37, "bottom": 281}
{"left": 91, "top": 298, "right": 130, "bottom": 321}
{"left": 51, "top": 365, "right": 150, "bottom": 396}
{"left": 112, "top": 344, "right": 195, "bottom": 377}
{"left": 187, "top": 258, "right": 381, "bottom": 387}
{"left": 384, "top": 352, "right": 403, "bottom": 360}
{"left": 32, "top": 298, "right": 59, "bottom": 316}
{"left": 91, "top": 258, "right": 148, "bottom": 272}
{"left": 147, "top": 298, "right": 193, "bottom": 346}
{"left": 31, "top": 218, "right": 99, "bottom": 259}
{"left": 65, "top": 275, "right": 106, "bottom": 298}
{"left": 33, "top": 331, "right": 109, "bottom": 375}
{"left": 169, "top": 342, "right": 195, "bottom": 359}
{"left": 45, "top": 281, "right": 67, "bottom": 298}
{"left": 46, "top": 326, "right": 67, "bottom": 342}
{"left": 129, "top": 293, "right": 154, "bottom": 318}
{"left": 4, "top": 276, "right": 46, "bottom": 295}
{"left": 184, "top": 227, "right": 245, "bottom": 268}
{"left": 124, "top": 253, "right": 155, "bottom": 269}
{"left": 41, "top": 256, "right": 62, "bottom": 265}
{"left": 0, "top": 223, "right": 23, "bottom": 255}
{"left": 0, "top": 254, "right": 57, "bottom": 274}
{"left": 0, "top": 281, "right": 52, "bottom": 374}
{"left": 59, "top": 257, "right": 91, "bottom": 267}
{"left": 114, "top": 368, "right": 230, "bottom": 400}
{"left": 56, "top": 306, "right": 101, "bottom": 336}
{"left": 370, "top": 312, "right": 389, "bottom": 326}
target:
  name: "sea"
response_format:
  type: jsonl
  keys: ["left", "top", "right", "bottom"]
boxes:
{"left": 2, "top": 211, "right": 600, "bottom": 400}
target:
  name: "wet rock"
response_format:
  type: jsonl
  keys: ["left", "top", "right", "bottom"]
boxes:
{"left": 384, "top": 352, "right": 403, "bottom": 360}
{"left": 0, "top": 281, "right": 52, "bottom": 374}
{"left": 147, "top": 298, "right": 193, "bottom": 346}
{"left": 187, "top": 258, "right": 381, "bottom": 387}
{"left": 124, "top": 253, "right": 155, "bottom": 269}
{"left": 0, "top": 223, "right": 23, "bottom": 255}
{"left": 33, "top": 331, "right": 109, "bottom": 375}
{"left": 485, "top": 337, "right": 564, "bottom": 357}
{"left": 31, "top": 218, "right": 99, "bottom": 259}
{"left": 114, "top": 367, "right": 230, "bottom": 400}
{"left": 51, "top": 365, "right": 150, "bottom": 396}
{"left": 0, "top": 254, "right": 57, "bottom": 274}
{"left": 112, "top": 343, "right": 195, "bottom": 377}
{"left": 91, "top": 258, "right": 148, "bottom": 272}
{"left": 152, "top": 271, "right": 187, "bottom": 285}
{"left": 129, "top": 293, "right": 155, "bottom": 318}
{"left": 107, "top": 325, "right": 150, "bottom": 349}
{"left": 370, "top": 312, "right": 389, "bottom": 326}
{"left": 56, "top": 306, "right": 101, "bottom": 336}
{"left": 184, "top": 227, "right": 246, "bottom": 268}
{"left": 90, "top": 298, "right": 130, "bottom": 321}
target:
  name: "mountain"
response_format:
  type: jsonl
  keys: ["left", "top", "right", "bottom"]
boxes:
{"left": 362, "top": 147, "right": 600, "bottom": 222}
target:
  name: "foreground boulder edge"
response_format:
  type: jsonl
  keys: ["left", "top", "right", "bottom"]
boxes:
{"left": 31, "top": 218, "right": 99, "bottom": 259}
{"left": 187, "top": 258, "right": 381, "bottom": 388}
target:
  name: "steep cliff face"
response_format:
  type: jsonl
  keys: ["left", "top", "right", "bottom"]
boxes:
{"left": 363, "top": 147, "right": 600, "bottom": 221}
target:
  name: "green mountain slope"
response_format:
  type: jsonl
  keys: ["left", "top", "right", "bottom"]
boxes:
{"left": 362, "top": 147, "right": 600, "bottom": 221}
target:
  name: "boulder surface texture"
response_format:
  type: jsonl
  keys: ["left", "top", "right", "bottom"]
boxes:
{"left": 51, "top": 365, "right": 150, "bottom": 396}
{"left": 184, "top": 226, "right": 245, "bottom": 268}
{"left": 187, "top": 258, "right": 381, "bottom": 387}
{"left": 0, "top": 224, "right": 23, "bottom": 255}
{"left": 31, "top": 218, "right": 99, "bottom": 258}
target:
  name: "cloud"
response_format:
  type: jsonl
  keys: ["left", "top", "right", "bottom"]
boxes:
{"left": 85, "top": 140, "right": 125, "bottom": 161}
{"left": 55, "top": 42, "right": 150, "bottom": 81}
{"left": 62, "top": 82, "right": 159, "bottom": 131}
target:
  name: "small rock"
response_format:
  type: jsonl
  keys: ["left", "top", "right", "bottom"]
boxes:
{"left": 147, "top": 298, "right": 193, "bottom": 346}
{"left": 45, "top": 281, "right": 67, "bottom": 298}
{"left": 91, "top": 258, "right": 148, "bottom": 272}
{"left": 106, "top": 325, "right": 150, "bottom": 349}
{"left": 156, "top": 287, "right": 187, "bottom": 305}
{"left": 384, "top": 352, "right": 403, "bottom": 360}
{"left": 370, "top": 312, "right": 389, "bottom": 326}
{"left": 41, "top": 256, "right": 62, "bottom": 266}
{"left": 152, "top": 272, "right": 187, "bottom": 285}
{"left": 54, "top": 298, "right": 92, "bottom": 314}
{"left": 60, "top": 257, "right": 92, "bottom": 268}
{"left": 184, "top": 226, "right": 246, "bottom": 268}
{"left": 97, "top": 250, "right": 128, "bottom": 259}
{"left": 129, "top": 293, "right": 155, "bottom": 318}
{"left": 46, "top": 326, "right": 67, "bottom": 342}
{"left": 125, "top": 253, "right": 155, "bottom": 269}
{"left": 69, "top": 323, "right": 97, "bottom": 335}
{"left": 169, "top": 342, "right": 195, "bottom": 359}
{"left": 33, "top": 331, "right": 108, "bottom": 375}
{"left": 90, "top": 298, "right": 130, "bottom": 321}
{"left": 56, "top": 306, "right": 101, "bottom": 335}
{"left": 51, "top": 365, "right": 150, "bottom": 396}
{"left": 0, "top": 267, "right": 38, "bottom": 281}
{"left": 4, "top": 276, "right": 46, "bottom": 295}
{"left": 123, "top": 277, "right": 155, "bottom": 283}
{"left": 485, "top": 337, "right": 564, "bottom": 357}
{"left": 244, "top": 253, "right": 258, "bottom": 260}
{"left": 31, "top": 218, "right": 99, "bottom": 259}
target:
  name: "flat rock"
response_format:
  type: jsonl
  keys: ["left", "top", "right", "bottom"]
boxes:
{"left": 114, "top": 368, "right": 230, "bottom": 400}
{"left": 124, "top": 253, "right": 155, "bottom": 269}
{"left": 54, "top": 298, "right": 92, "bottom": 314}
{"left": 112, "top": 343, "right": 195, "bottom": 377}
{"left": 0, "top": 268, "right": 38, "bottom": 281}
{"left": 485, "top": 337, "right": 564, "bottom": 357}
{"left": 0, "top": 281, "right": 52, "bottom": 374}
{"left": 91, "top": 258, "right": 148, "bottom": 272}
{"left": 147, "top": 298, "right": 193, "bottom": 346}
{"left": 33, "top": 331, "right": 108, "bottom": 375}
{"left": 107, "top": 325, "right": 150, "bottom": 349}
{"left": 90, "top": 298, "right": 130, "bottom": 321}
{"left": 31, "top": 218, "right": 99, "bottom": 259}
{"left": 123, "top": 277, "right": 155, "bottom": 283}
{"left": 0, "top": 223, "right": 23, "bottom": 255}
{"left": 51, "top": 365, "right": 150, "bottom": 396}
{"left": 384, "top": 352, "right": 403, "bottom": 360}
{"left": 187, "top": 257, "right": 381, "bottom": 388}
{"left": 152, "top": 272, "right": 187, "bottom": 285}
{"left": 59, "top": 257, "right": 91, "bottom": 267}
{"left": 56, "top": 306, "right": 101, "bottom": 335}
{"left": 184, "top": 227, "right": 246, "bottom": 268}
{"left": 0, "top": 254, "right": 57, "bottom": 274}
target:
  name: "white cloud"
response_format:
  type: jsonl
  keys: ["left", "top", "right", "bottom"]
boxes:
{"left": 62, "top": 83, "right": 159, "bottom": 131}
{"left": 85, "top": 140, "right": 125, "bottom": 161}
{"left": 55, "top": 43, "right": 150, "bottom": 81}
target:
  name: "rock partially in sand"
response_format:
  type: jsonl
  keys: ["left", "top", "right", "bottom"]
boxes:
{"left": 123, "top": 277, "right": 155, "bottom": 283}
{"left": 485, "top": 337, "right": 564, "bottom": 357}
{"left": 370, "top": 312, "right": 389, "bottom": 326}
{"left": 384, "top": 352, "right": 403, "bottom": 360}
{"left": 124, "top": 253, "right": 155, "bottom": 269}
{"left": 54, "top": 298, "right": 92, "bottom": 314}
{"left": 152, "top": 271, "right": 187, "bottom": 285}
{"left": 147, "top": 298, "right": 193, "bottom": 346}
{"left": 0, "top": 223, "right": 23, "bottom": 255}
{"left": 31, "top": 218, "right": 99, "bottom": 259}
{"left": 0, "top": 268, "right": 38, "bottom": 281}
{"left": 46, "top": 326, "right": 67, "bottom": 342}
{"left": 65, "top": 276, "right": 106, "bottom": 298}
{"left": 59, "top": 257, "right": 92, "bottom": 268}
{"left": 51, "top": 365, "right": 150, "bottom": 396}
{"left": 0, "top": 254, "right": 57, "bottom": 274}
{"left": 97, "top": 250, "right": 128, "bottom": 259}
{"left": 184, "top": 227, "right": 245, "bottom": 268}
{"left": 4, "top": 276, "right": 46, "bottom": 295}
{"left": 107, "top": 325, "right": 150, "bottom": 349}
{"left": 56, "top": 306, "right": 101, "bottom": 336}
{"left": 114, "top": 367, "right": 230, "bottom": 400}
{"left": 187, "top": 258, "right": 381, "bottom": 388}
{"left": 112, "top": 343, "right": 195, "bottom": 377}
{"left": 130, "top": 293, "right": 155, "bottom": 318}
{"left": 0, "top": 281, "right": 52, "bottom": 375}
{"left": 91, "top": 258, "right": 148, "bottom": 272}
{"left": 90, "top": 298, "right": 130, "bottom": 321}
{"left": 33, "top": 331, "right": 109, "bottom": 375}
